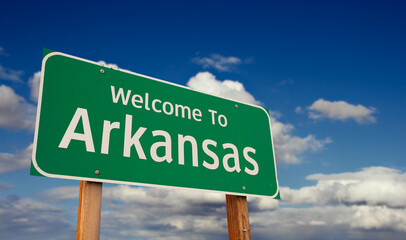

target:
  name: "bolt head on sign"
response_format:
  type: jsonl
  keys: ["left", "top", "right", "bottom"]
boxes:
{"left": 31, "top": 49, "right": 279, "bottom": 198}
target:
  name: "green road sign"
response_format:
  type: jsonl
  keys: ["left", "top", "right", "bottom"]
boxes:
{"left": 31, "top": 50, "right": 279, "bottom": 197}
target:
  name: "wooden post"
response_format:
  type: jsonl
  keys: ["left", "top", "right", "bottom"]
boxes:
{"left": 77, "top": 180, "right": 103, "bottom": 240}
{"left": 226, "top": 194, "right": 251, "bottom": 240}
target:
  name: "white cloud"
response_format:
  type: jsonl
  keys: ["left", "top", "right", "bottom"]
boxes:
{"left": 192, "top": 54, "right": 242, "bottom": 72}
{"left": 270, "top": 116, "right": 331, "bottom": 164}
{"left": 307, "top": 99, "right": 377, "bottom": 124}
{"left": 0, "top": 143, "right": 32, "bottom": 174}
{"left": 249, "top": 196, "right": 279, "bottom": 211}
{"left": 0, "top": 85, "right": 36, "bottom": 130}
{"left": 187, "top": 71, "right": 261, "bottom": 105}
{"left": 351, "top": 205, "right": 406, "bottom": 232}
{"left": 97, "top": 60, "right": 120, "bottom": 69}
{"left": 281, "top": 166, "right": 406, "bottom": 208}
{"left": 28, "top": 71, "right": 41, "bottom": 102}
{"left": 0, "top": 64, "right": 23, "bottom": 82}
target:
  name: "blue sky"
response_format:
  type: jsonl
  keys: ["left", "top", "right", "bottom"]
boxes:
{"left": 1, "top": 0, "right": 405, "bottom": 239}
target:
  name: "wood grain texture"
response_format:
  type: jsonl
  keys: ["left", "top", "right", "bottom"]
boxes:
{"left": 77, "top": 181, "right": 103, "bottom": 240}
{"left": 226, "top": 194, "right": 251, "bottom": 240}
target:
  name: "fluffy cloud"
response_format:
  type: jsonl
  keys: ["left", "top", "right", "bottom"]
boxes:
{"left": 0, "top": 64, "right": 23, "bottom": 82}
{"left": 0, "top": 143, "right": 32, "bottom": 174}
{"left": 187, "top": 71, "right": 261, "bottom": 105}
{"left": 0, "top": 85, "right": 36, "bottom": 130}
{"left": 192, "top": 54, "right": 242, "bottom": 72}
{"left": 307, "top": 99, "right": 377, "bottom": 124}
{"left": 97, "top": 60, "right": 120, "bottom": 69}
{"left": 28, "top": 71, "right": 41, "bottom": 102}
{"left": 270, "top": 116, "right": 331, "bottom": 164}
{"left": 350, "top": 205, "right": 406, "bottom": 232}
{"left": 187, "top": 72, "right": 330, "bottom": 164}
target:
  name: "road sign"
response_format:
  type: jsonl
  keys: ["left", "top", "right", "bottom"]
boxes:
{"left": 31, "top": 50, "right": 279, "bottom": 197}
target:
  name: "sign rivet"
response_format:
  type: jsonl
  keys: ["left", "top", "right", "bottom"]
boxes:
{"left": 100, "top": 69, "right": 104, "bottom": 74}
{"left": 235, "top": 104, "right": 238, "bottom": 108}
{"left": 95, "top": 170, "right": 100, "bottom": 175}
{"left": 242, "top": 186, "right": 246, "bottom": 191}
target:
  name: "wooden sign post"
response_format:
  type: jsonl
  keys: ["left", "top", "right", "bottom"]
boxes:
{"left": 226, "top": 194, "right": 251, "bottom": 240}
{"left": 76, "top": 181, "right": 103, "bottom": 240}
{"left": 74, "top": 184, "right": 252, "bottom": 240}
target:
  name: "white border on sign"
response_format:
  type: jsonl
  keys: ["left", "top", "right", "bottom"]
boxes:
{"left": 31, "top": 51, "right": 280, "bottom": 198}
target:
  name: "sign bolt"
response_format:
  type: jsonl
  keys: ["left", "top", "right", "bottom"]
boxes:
{"left": 235, "top": 104, "right": 238, "bottom": 108}
{"left": 100, "top": 69, "right": 104, "bottom": 74}
{"left": 242, "top": 186, "right": 246, "bottom": 191}
{"left": 95, "top": 170, "right": 100, "bottom": 175}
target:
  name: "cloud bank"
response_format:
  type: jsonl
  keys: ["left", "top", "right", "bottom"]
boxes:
{"left": 10, "top": 166, "right": 403, "bottom": 240}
